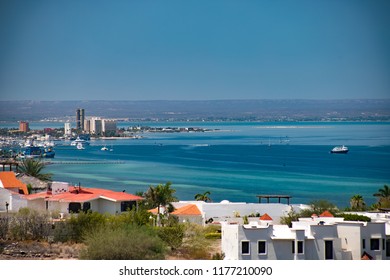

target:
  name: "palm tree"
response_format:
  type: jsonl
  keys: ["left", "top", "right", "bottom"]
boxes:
{"left": 145, "top": 182, "right": 178, "bottom": 224}
{"left": 373, "top": 184, "right": 390, "bottom": 208}
{"left": 18, "top": 158, "right": 52, "bottom": 182}
{"left": 350, "top": 195, "right": 365, "bottom": 211}
{"left": 194, "top": 191, "right": 212, "bottom": 202}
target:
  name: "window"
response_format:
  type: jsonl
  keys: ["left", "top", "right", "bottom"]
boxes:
{"left": 386, "top": 239, "right": 390, "bottom": 257}
{"left": 370, "top": 238, "right": 380, "bottom": 251}
{"left": 241, "top": 241, "right": 250, "bottom": 255}
{"left": 297, "top": 241, "right": 304, "bottom": 254}
{"left": 383, "top": 239, "right": 385, "bottom": 251}
{"left": 362, "top": 239, "right": 365, "bottom": 249}
{"left": 83, "top": 202, "right": 91, "bottom": 212}
{"left": 292, "top": 241, "right": 304, "bottom": 254}
{"left": 258, "top": 241, "right": 266, "bottom": 255}
{"left": 68, "top": 202, "right": 82, "bottom": 213}
{"left": 121, "top": 201, "right": 136, "bottom": 212}
{"left": 325, "top": 240, "right": 333, "bottom": 260}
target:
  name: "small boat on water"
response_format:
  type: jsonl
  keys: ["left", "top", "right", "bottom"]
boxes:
{"left": 19, "top": 146, "right": 55, "bottom": 159}
{"left": 101, "top": 146, "right": 109, "bottom": 151}
{"left": 330, "top": 145, "right": 349, "bottom": 154}
{"left": 71, "top": 137, "right": 90, "bottom": 147}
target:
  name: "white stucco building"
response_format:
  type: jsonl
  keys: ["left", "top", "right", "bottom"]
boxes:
{"left": 221, "top": 212, "right": 390, "bottom": 260}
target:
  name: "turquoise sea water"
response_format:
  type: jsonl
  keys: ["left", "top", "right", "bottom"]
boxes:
{"left": 23, "top": 122, "right": 390, "bottom": 208}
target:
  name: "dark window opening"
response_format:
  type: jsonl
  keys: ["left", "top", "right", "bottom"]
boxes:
{"left": 362, "top": 239, "right": 365, "bottom": 249}
{"left": 241, "top": 241, "right": 250, "bottom": 255}
{"left": 121, "top": 201, "right": 136, "bottom": 212}
{"left": 69, "top": 202, "right": 82, "bottom": 213}
{"left": 297, "top": 241, "right": 304, "bottom": 254}
{"left": 258, "top": 241, "right": 266, "bottom": 254}
{"left": 325, "top": 240, "right": 333, "bottom": 260}
{"left": 292, "top": 241, "right": 304, "bottom": 254}
{"left": 83, "top": 202, "right": 91, "bottom": 212}
{"left": 386, "top": 240, "right": 390, "bottom": 257}
{"left": 370, "top": 238, "right": 380, "bottom": 251}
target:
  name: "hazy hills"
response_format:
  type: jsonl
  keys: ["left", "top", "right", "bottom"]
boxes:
{"left": 1, "top": 99, "right": 389, "bottom": 122}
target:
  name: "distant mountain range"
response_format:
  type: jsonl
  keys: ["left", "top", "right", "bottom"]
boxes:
{"left": 1, "top": 99, "right": 389, "bottom": 122}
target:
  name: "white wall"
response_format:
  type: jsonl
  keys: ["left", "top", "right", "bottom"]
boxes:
{"left": 0, "top": 188, "right": 10, "bottom": 211}
{"left": 221, "top": 223, "right": 239, "bottom": 260}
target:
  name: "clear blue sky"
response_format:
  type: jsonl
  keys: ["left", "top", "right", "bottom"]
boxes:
{"left": 0, "top": 0, "right": 389, "bottom": 101}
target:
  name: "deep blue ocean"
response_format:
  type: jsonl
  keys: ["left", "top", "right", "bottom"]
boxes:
{"left": 8, "top": 121, "right": 390, "bottom": 208}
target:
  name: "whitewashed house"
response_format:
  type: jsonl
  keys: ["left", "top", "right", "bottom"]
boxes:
{"left": 0, "top": 171, "right": 29, "bottom": 212}
{"left": 24, "top": 182, "right": 143, "bottom": 215}
{"left": 222, "top": 211, "right": 389, "bottom": 260}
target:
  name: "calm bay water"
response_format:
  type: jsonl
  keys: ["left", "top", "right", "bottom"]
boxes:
{"left": 36, "top": 121, "right": 390, "bottom": 208}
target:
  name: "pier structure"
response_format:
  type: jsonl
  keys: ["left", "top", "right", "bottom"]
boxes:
{"left": 256, "top": 194, "right": 292, "bottom": 205}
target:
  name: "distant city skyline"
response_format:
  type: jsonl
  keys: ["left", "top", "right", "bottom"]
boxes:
{"left": 1, "top": 0, "right": 389, "bottom": 101}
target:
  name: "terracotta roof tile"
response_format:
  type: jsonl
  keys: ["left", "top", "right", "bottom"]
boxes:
{"left": 24, "top": 186, "right": 143, "bottom": 203}
{"left": 319, "top": 210, "right": 334, "bottom": 217}
{"left": 0, "top": 171, "right": 28, "bottom": 195}
{"left": 172, "top": 204, "right": 201, "bottom": 216}
{"left": 259, "top": 213, "right": 273, "bottom": 221}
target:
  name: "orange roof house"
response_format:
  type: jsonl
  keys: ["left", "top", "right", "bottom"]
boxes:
{"left": 24, "top": 185, "right": 144, "bottom": 215}
{"left": 0, "top": 171, "right": 28, "bottom": 195}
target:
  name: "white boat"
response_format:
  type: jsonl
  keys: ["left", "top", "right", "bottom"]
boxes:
{"left": 330, "top": 145, "right": 349, "bottom": 154}
{"left": 101, "top": 146, "right": 109, "bottom": 151}
{"left": 71, "top": 137, "right": 90, "bottom": 146}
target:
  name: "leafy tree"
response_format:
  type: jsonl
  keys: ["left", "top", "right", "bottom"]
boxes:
{"left": 307, "top": 200, "right": 338, "bottom": 216}
{"left": 350, "top": 195, "right": 366, "bottom": 211}
{"left": 280, "top": 209, "right": 300, "bottom": 227}
{"left": 373, "top": 184, "right": 390, "bottom": 208}
{"left": 18, "top": 158, "right": 52, "bottom": 182}
{"left": 144, "top": 182, "right": 178, "bottom": 225}
{"left": 194, "top": 191, "right": 212, "bottom": 202}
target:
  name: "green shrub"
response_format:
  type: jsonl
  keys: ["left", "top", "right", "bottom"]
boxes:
{"left": 336, "top": 213, "right": 371, "bottom": 222}
{"left": 0, "top": 215, "right": 10, "bottom": 239}
{"left": 79, "top": 225, "right": 166, "bottom": 260}
{"left": 9, "top": 208, "right": 51, "bottom": 240}
{"left": 204, "top": 232, "right": 221, "bottom": 239}
{"left": 156, "top": 225, "right": 184, "bottom": 250}
{"left": 66, "top": 211, "right": 107, "bottom": 242}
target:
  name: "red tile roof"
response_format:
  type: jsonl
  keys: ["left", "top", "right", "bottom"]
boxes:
{"left": 171, "top": 204, "right": 201, "bottom": 216}
{"left": 319, "top": 210, "right": 334, "bottom": 217}
{"left": 24, "top": 186, "right": 143, "bottom": 203}
{"left": 0, "top": 171, "right": 28, "bottom": 195}
{"left": 259, "top": 213, "right": 273, "bottom": 221}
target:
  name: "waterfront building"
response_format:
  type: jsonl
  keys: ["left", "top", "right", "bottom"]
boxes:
{"left": 90, "top": 117, "right": 102, "bottom": 135}
{"left": 19, "top": 121, "right": 29, "bottom": 132}
{"left": 76, "top": 108, "right": 85, "bottom": 131}
{"left": 102, "top": 119, "right": 117, "bottom": 135}
{"left": 84, "top": 119, "right": 90, "bottom": 133}
{"left": 24, "top": 183, "right": 143, "bottom": 215}
{"left": 64, "top": 122, "right": 71, "bottom": 136}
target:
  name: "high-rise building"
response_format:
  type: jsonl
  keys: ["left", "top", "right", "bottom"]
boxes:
{"left": 84, "top": 119, "right": 90, "bottom": 133}
{"left": 19, "top": 121, "right": 29, "bottom": 132}
{"left": 102, "top": 119, "right": 117, "bottom": 135}
{"left": 76, "top": 108, "right": 85, "bottom": 131}
{"left": 64, "top": 122, "right": 71, "bottom": 136}
{"left": 90, "top": 117, "right": 102, "bottom": 135}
